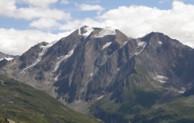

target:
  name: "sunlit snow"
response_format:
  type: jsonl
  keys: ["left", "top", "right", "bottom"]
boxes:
{"left": 0, "top": 57, "right": 14, "bottom": 61}
{"left": 82, "top": 27, "right": 94, "bottom": 37}
{"left": 153, "top": 75, "right": 168, "bottom": 83}
{"left": 53, "top": 49, "right": 74, "bottom": 72}
{"left": 102, "top": 42, "right": 112, "bottom": 49}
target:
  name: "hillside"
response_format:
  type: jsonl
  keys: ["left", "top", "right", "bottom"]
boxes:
{"left": 0, "top": 74, "right": 101, "bottom": 123}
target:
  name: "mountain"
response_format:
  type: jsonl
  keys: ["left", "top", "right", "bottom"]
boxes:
{"left": 0, "top": 52, "right": 15, "bottom": 61}
{"left": 1, "top": 26, "right": 194, "bottom": 123}
{"left": 0, "top": 52, "right": 15, "bottom": 68}
{"left": 0, "top": 74, "right": 100, "bottom": 123}
{"left": 0, "top": 26, "right": 132, "bottom": 103}
{"left": 90, "top": 32, "right": 194, "bottom": 123}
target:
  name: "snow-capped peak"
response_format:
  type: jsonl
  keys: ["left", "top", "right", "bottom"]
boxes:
{"left": 81, "top": 26, "right": 94, "bottom": 38}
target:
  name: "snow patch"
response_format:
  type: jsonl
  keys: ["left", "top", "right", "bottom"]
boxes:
{"left": 122, "top": 41, "right": 128, "bottom": 46}
{"left": 153, "top": 75, "right": 168, "bottom": 83}
{"left": 168, "top": 87, "right": 186, "bottom": 94}
{"left": 0, "top": 57, "right": 14, "bottom": 61}
{"left": 53, "top": 49, "right": 74, "bottom": 72}
{"left": 5, "top": 57, "right": 14, "bottom": 61}
{"left": 75, "top": 100, "right": 81, "bottom": 104}
{"left": 117, "top": 67, "right": 120, "bottom": 72}
{"left": 138, "top": 41, "right": 146, "bottom": 47}
{"left": 158, "top": 41, "right": 163, "bottom": 45}
{"left": 81, "top": 80, "right": 91, "bottom": 94}
{"left": 90, "top": 73, "right": 93, "bottom": 77}
{"left": 54, "top": 75, "right": 59, "bottom": 81}
{"left": 178, "top": 87, "right": 186, "bottom": 94}
{"left": 135, "top": 42, "right": 147, "bottom": 55}
{"left": 82, "top": 27, "right": 94, "bottom": 37}
{"left": 102, "top": 42, "right": 112, "bottom": 49}
{"left": 178, "top": 90, "right": 185, "bottom": 94}
{"left": 94, "top": 28, "right": 116, "bottom": 38}
{"left": 96, "top": 95, "right": 104, "bottom": 100}
{"left": 41, "top": 41, "right": 57, "bottom": 48}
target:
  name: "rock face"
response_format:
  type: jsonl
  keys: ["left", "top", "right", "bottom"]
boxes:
{"left": 1, "top": 26, "right": 194, "bottom": 122}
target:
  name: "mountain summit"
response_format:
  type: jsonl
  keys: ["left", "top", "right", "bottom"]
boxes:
{"left": 1, "top": 26, "right": 194, "bottom": 123}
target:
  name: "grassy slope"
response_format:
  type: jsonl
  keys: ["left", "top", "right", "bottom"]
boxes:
{"left": 91, "top": 84, "right": 194, "bottom": 123}
{"left": 0, "top": 75, "right": 101, "bottom": 123}
{"left": 132, "top": 96, "right": 194, "bottom": 123}
{"left": 91, "top": 86, "right": 164, "bottom": 123}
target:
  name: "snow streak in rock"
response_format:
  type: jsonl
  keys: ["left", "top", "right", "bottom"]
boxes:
{"left": 53, "top": 49, "right": 74, "bottom": 72}
{"left": 102, "top": 42, "right": 112, "bottom": 49}
{"left": 153, "top": 75, "right": 168, "bottom": 83}
{"left": 21, "top": 41, "right": 56, "bottom": 73}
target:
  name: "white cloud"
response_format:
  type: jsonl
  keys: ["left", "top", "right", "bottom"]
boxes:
{"left": 16, "top": 7, "right": 71, "bottom": 20}
{"left": 60, "top": 0, "right": 69, "bottom": 5}
{"left": 0, "top": 28, "right": 70, "bottom": 55}
{"left": 98, "top": 1, "right": 194, "bottom": 48}
{"left": 79, "top": 4, "right": 104, "bottom": 11}
{"left": 30, "top": 18, "right": 61, "bottom": 30}
{"left": 0, "top": 0, "right": 16, "bottom": 17}
{"left": 0, "top": 0, "right": 71, "bottom": 20}
{"left": 18, "top": 0, "right": 58, "bottom": 8}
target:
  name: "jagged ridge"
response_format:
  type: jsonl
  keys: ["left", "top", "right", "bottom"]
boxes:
{"left": 1, "top": 26, "right": 194, "bottom": 123}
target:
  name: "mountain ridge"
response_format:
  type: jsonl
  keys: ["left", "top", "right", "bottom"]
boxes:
{"left": 1, "top": 26, "right": 194, "bottom": 123}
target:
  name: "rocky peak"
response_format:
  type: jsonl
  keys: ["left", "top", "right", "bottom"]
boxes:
{"left": 141, "top": 32, "right": 167, "bottom": 40}
{"left": 19, "top": 41, "right": 49, "bottom": 69}
{"left": 0, "top": 51, "right": 15, "bottom": 60}
{"left": 140, "top": 32, "right": 188, "bottom": 49}
{"left": 78, "top": 26, "right": 129, "bottom": 44}
{"left": 0, "top": 51, "right": 15, "bottom": 68}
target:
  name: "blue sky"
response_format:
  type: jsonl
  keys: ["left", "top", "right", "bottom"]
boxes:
{"left": 1, "top": 0, "right": 193, "bottom": 31}
{"left": 0, "top": 0, "right": 194, "bottom": 55}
